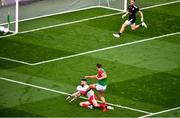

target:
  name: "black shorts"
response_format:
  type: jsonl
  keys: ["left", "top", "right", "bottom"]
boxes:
{"left": 128, "top": 18, "right": 136, "bottom": 24}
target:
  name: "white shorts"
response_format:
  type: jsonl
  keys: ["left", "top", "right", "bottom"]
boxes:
{"left": 95, "top": 83, "right": 107, "bottom": 91}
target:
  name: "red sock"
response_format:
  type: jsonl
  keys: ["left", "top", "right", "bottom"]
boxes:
{"left": 99, "top": 103, "right": 105, "bottom": 108}
{"left": 82, "top": 103, "right": 88, "bottom": 108}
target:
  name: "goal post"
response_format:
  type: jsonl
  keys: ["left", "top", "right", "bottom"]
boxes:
{"left": 15, "top": 0, "right": 19, "bottom": 34}
{"left": 99, "top": 0, "right": 128, "bottom": 12}
{"left": 0, "top": 0, "right": 127, "bottom": 34}
{"left": 0, "top": 0, "right": 18, "bottom": 34}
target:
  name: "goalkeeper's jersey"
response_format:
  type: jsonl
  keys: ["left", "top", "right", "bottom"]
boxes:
{"left": 97, "top": 68, "right": 107, "bottom": 86}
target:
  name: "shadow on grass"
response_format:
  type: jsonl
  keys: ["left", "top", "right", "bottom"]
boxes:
{"left": 108, "top": 72, "right": 180, "bottom": 107}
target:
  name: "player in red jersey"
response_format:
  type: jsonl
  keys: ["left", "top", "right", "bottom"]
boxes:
{"left": 85, "top": 64, "right": 107, "bottom": 105}
{"left": 67, "top": 79, "right": 107, "bottom": 112}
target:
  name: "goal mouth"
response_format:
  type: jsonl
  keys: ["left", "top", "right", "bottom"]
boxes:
{"left": 0, "top": 0, "right": 126, "bottom": 36}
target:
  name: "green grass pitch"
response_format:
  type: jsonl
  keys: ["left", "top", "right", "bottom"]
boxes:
{"left": 0, "top": 1, "right": 180, "bottom": 117}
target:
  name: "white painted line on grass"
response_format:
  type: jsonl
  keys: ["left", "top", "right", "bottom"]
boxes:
{"left": 142, "top": 0, "right": 180, "bottom": 10}
{"left": 0, "top": 32, "right": 179, "bottom": 66}
{"left": 0, "top": 0, "right": 179, "bottom": 39}
{"left": 19, "top": 0, "right": 180, "bottom": 34}
{"left": 0, "top": 6, "right": 100, "bottom": 26}
{"left": 0, "top": 56, "right": 32, "bottom": 65}
{"left": 0, "top": 33, "right": 16, "bottom": 39}
{"left": 139, "top": 106, "right": 180, "bottom": 118}
{"left": 31, "top": 32, "right": 180, "bottom": 66}
{"left": 18, "top": 12, "right": 123, "bottom": 34}
{"left": 0, "top": 76, "right": 151, "bottom": 114}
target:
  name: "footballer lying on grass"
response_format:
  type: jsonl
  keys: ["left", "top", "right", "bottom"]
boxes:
{"left": 66, "top": 79, "right": 114, "bottom": 112}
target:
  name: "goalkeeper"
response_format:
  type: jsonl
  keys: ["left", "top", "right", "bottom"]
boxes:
{"left": 113, "top": 0, "right": 147, "bottom": 38}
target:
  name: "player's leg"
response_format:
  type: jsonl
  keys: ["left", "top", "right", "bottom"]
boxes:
{"left": 89, "top": 84, "right": 96, "bottom": 89}
{"left": 99, "top": 91, "right": 106, "bottom": 104}
{"left": 131, "top": 23, "right": 140, "bottom": 30}
{"left": 85, "top": 84, "right": 96, "bottom": 92}
{"left": 113, "top": 20, "right": 130, "bottom": 38}
{"left": 131, "top": 22, "right": 147, "bottom": 30}
{"left": 96, "top": 84, "right": 107, "bottom": 104}
{"left": 91, "top": 96, "right": 107, "bottom": 112}
{"left": 80, "top": 101, "right": 93, "bottom": 109}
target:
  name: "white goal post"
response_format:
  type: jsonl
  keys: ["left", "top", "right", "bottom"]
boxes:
{"left": 0, "top": 0, "right": 127, "bottom": 34}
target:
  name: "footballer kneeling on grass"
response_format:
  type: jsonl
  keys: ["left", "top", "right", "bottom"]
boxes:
{"left": 66, "top": 79, "right": 114, "bottom": 112}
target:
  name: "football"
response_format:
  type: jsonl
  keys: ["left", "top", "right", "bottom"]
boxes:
{"left": 0, "top": 26, "right": 5, "bottom": 32}
{"left": 4, "top": 27, "right": 9, "bottom": 33}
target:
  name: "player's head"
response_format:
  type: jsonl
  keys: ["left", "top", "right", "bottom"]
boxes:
{"left": 81, "top": 79, "right": 87, "bottom": 86}
{"left": 96, "top": 63, "right": 102, "bottom": 69}
{"left": 130, "top": 0, "right": 135, "bottom": 5}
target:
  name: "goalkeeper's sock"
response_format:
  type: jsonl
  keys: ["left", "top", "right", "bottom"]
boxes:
{"left": 140, "top": 24, "right": 143, "bottom": 27}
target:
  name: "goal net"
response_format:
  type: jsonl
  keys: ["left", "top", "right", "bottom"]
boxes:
{"left": 0, "top": 0, "right": 127, "bottom": 34}
{"left": 0, "top": 0, "right": 18, "bottom": 34}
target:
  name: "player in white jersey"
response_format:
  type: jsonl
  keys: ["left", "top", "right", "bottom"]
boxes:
{"left": 67, "top": 79, "right": 107, "bottom": 112}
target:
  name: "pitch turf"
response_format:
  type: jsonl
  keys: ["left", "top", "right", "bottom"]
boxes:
{"left": 0, "top": 1, "right": 180, "bottom": 117}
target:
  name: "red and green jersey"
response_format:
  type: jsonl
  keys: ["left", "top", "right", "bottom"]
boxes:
{"left": 97, "top": 68, "right": 107, "bottom": 86}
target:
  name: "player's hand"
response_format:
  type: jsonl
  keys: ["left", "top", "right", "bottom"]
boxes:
{"left": 122, "top": 14, "right": 126, "bottom": 19}
{"left": 84, "top": 76, "right": 89, "bottom": 78}
{"left": 141, "top": 17, "right": 144, "bottom": 22}
{"left": 96, "top": 75, "right": 99, "bottom": 79}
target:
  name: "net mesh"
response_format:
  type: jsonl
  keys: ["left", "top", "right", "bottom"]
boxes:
{"left": 1, "top": 0, "right": 176, "bottom": 34}
{"left": 18, "top": 0, "right": 100, "bottom": 20}
{"left": 0, "top": 1, "right": 16, "bottom": 32}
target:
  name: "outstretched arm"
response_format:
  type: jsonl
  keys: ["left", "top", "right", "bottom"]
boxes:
{"left": 71, "top": 91, "right": 81, "bottom": 97}
{"left": 66, "top": 91, "right": 80, "bottom": 102}
{"left": 138, "top": 10, "right": 144, "bottom": 22}
{"left": 122, "top": 11, "right": 129, "bottom": 19}
{"left": 85, "top": 75, "right": 97, "bottom": 79}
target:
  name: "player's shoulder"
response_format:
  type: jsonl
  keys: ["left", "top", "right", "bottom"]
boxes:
{"left": 76, "top": 85, "right": 89, "bottom": 91}
{"left": 134, "top": 5, "right": 139, "bottom": 8}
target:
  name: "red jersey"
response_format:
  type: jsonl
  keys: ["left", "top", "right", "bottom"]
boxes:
{"left": 97, "top": 68, "right": 106, "bottom": 78}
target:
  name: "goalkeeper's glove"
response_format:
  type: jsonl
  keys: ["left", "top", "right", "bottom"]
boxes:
{"left": 122, "top": 14, "right": 126, "bottom": 19}
{"left": 141, "top": 17, "right": 144, "bottom": 22}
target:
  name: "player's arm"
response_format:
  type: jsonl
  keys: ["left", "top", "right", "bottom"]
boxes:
{"left": 85, "top": 75, "right": 97, "bottom": 79}
{"left": 66, "top": 91, "right": 81, "bottom": 102}
{"left": 96, "top": 73, "right": 107, "bottom": 80}
{"left": 71, "top": 91, "right": 81, "bottom": 97}
{"left": 122, "top": 11, "right": 129, "bottom": 19}
{"left": 66, "top": 91, "right": 80, "bottom": 99}
{"left": 138, "top": 10, "right": 144, "bottom": 22}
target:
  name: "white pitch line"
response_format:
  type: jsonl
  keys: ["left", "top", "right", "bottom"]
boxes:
{"left": 18, "top": 12, "right": 123, "bottom": 34}
{"left": 0, "top": 56, "right": 32, "bottom": 65}
{"left": 18, "top": 0, "right": 180, "bottom": 34}
{"left": 0, "top": 1, "right": 180, "bottom": 64}
{"left": 0, "top": 77, "right": 151, "bottom": 114}
{"left": 142, "top": 0, "right": 180, "bottom": 10}
{"left": 139, "top": 106, "right": 180, "bottom": 118}
{"left": 0, "top": 32, "right": 180, "bottom": 66}
{"left": 0, "top": 33, "right": 16, "bottom": 39}
{"left": 0, "top": 6, "right": 100, "bottom": 26}
{"left": 0, "top": 0, "right": 179, "bottom": 38}
{"left": 30, "top": 32, "right": 180, "bottom": 66}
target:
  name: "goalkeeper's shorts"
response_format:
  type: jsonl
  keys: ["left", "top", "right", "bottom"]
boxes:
{"left": 125, "top": 18, "right": 136, "bottom": 25}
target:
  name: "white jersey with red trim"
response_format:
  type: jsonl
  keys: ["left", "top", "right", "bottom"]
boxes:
{"left": 76, "top": 85, "right": 94, "bottom": 98}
